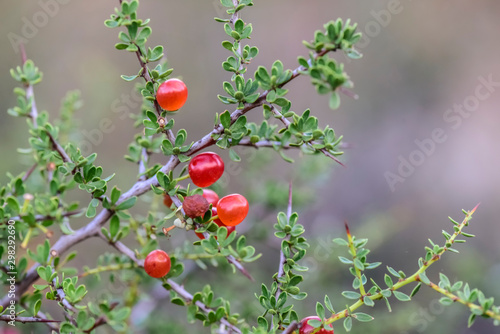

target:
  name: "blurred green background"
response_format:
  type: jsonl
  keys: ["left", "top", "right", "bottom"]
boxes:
{"left": 1, "top": 0, "right": 500, "bottom": 333}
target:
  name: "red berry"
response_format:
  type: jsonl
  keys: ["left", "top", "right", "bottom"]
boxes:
{"left": 144, "top": 250, "right": 171, "bottom": 278}
{"left": 202, "top": 189, "right": 220, "bottom": 207}
{"left": 156, "top": 78, "right": 188, "bottom": 111}
{"left": 188, "top": 152, "right": 224, "bottom": 188}
{"left": 216, "top": 194, "right": 249, "bottom": 227}
{"left": 299, "top": 316, "right": 334, "bottom": 334}
{"left": 163, "top": 193, "right": 173, "bottom": 207}
{"left": 196, "top": 208, "right": 235, "bottom": 239}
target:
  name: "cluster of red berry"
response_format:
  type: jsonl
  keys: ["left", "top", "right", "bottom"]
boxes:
{"left": 145, "top": 79, "right": 333, "bottom": 333}
{"left": 144, "top": 80, "right": 249, "bottom": 280}
{"left": 165, "top": 152, "right": 249, "bottom": 238}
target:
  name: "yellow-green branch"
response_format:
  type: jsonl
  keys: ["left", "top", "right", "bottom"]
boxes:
{"left": 325, "top": 205, "right": 479, "bottom": 326}
{"left": 425, "top": 281, "right": 500, "bottom": 322}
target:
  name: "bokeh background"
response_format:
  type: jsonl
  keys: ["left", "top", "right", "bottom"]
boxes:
{"left": 1, "top": 1, "right": 500, "bottom": 333}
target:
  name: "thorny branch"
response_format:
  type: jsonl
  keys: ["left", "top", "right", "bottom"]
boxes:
{"left": 1, "top": 18, "right": 342, "bottom": 330}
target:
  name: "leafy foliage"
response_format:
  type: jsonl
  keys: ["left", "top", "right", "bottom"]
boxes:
{"left": 1, "top": 1, "right": 498, "bottom": 334}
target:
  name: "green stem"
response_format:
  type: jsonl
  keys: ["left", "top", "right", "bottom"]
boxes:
{"left": 21, "top": 227, "right": 34, "bottom": 249}
{"left": 79, "top": 263, "right": 136, "bottom": 278}
{"left": 345, "top": 222, "right": 366, "bottom": 296}
{"left": 172, "top": 173, "right": 190, "bottom": 183}
{"left": 207, "top": 215, "right": 219, "bottom": 223}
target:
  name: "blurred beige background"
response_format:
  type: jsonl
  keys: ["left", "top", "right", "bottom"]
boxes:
{"left": 1, "top": 1, "right": 500, "bottom": 333}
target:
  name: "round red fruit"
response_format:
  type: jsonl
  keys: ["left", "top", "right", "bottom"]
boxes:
{"left": 144, "top": 250, "right": 171, "bottom": 278}
{"left": 156, "top": 78, "right": 188, "bottom": 111}
{"left": 202, "top": 189, "right": 220, "bottom": 207}
{"left": 216, "top": 194, "right": 249, "bottom": 227}
{"left": 163, "top": 193, "right": 173, "bottom": 207}
{"left": 196, "top": 208, "right": 235, "bottom": 240}
{"left": 299, "top": 316, "right": 334, "bottom": 334}
{"left": 188, "top": 152, "right": 224, "bottom": 188}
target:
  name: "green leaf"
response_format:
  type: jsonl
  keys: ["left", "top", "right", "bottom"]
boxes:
{"left": 33, "top": 299, "right": 42, "bottom": 315}
{"left": 220, "top": 110, "right": 231, "bottom": 128}
{"left": 440, "top": 297, "right": 454, "bottom": 306}
{"left": 439, "top": 273, "right": 451, "bottom": 288}
{"left": 346, "top": 48, "right": 362, "bottom": 59}
{"left": 121, "top": 74, "right": 138, "bottom": 81}
{"left": 171, "top": 297, "right": 186, "bottom": 306}
{"left": 468, "top": 313, "right": 476, "bottom": 327}
{"left": 116, "top": 197, "right": 137, "bottom": 211}
{"left": 60, "top": 322, "right": 76, "bottom": 333}
{"left": 338, "top": 256, "right": 353, "bottom": 265}
{"left": 324, "top": 295, "right": 335, "bottom": 314}
{"left": 342, "top": 291, "right": 361, "bottom": 300}
{"left": 354, "top": 312, "right": 374, "bottom": 322}
{"left": 387, "top": 266, "right": 399, "bottom": 277}
{"left": 418, "top": 272, "right": 430, "bottom": 285}
{"left": 307, "top": 319, "right": 322, "bottom": 328}
{"left": 229, "top": 149, "right": 241, "bottom": 162}
{"left": 353, "top": 258, "right": 364, "bottom": 270}
{"left": 363, "top": 296, "right": 374, "bottom": 307}
{"left": 86, "top": 198, "right": 99, "bottom": 218}
{"left": 393, "top": 291, "right": 411, "bottom": 302}
{"left": 110, "top": 215, "right": 120, "bottom": 238}
{"left": 384, "top": 274, "right": 393, "bottom": 288}
{"left": 329, "top": 91, "right": 340, "bottom": 109}
{"left": 257, "top": 316, "right": 268, "bottom": 329}
{"left": 333, "top": 238, "right": 348, "bottom": 246}
{"left": 316, "top": 302, "right": 325, "bottom": 320}
{"left": 111, "top": 187, "right": 121, "bottom": 204}
{"left": 222, "top": 41, "right": 233, "bottom": 51}
{"left": 411, "top": 283, "right": 422, "bottom": 297}
{"left": 343, "top": 317, "right": 352, "bottom": 332}
{"left": 137, "top": 27, "right": 152, "bottom": 41}
{"left": 33, "top": 284, "right": 49, "bottom": 291}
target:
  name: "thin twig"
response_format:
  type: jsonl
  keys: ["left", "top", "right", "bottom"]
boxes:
{"left": 339, "top": 86, "right": 359, "bottom": 100}
{"left": 132, "top": 43, "right": 176, "bottom": 144}
{"left": 0, "top": 315, "right": 61, "bottom": 324}
{"left": 138, "top": 147, "right": 149, "bottom": 181}
{"left": 275, "top": 182, "right": 292, "bottom": 297}
{"left": 5, "top": 210, "right": 83, "bottom": 225}
{"left": 235, "top": 138, "right": 353, "bottom": 150}
{"left": 35, "top": 310, "right": 61, "bottom": 331}
{"left": 83, "top": 302, "right": 118, "bottom": 333}
{"left": 230, "top": 0, "right": 244, "bottom": 77}
{"left": 272, "top": 181, "right": 292, "bottom": 325}
{"left": 19, "top": 43, "right": 38, "bottom": 128}
{"left": 46, "top": 131, "right": 72, "bottom": 163}
{"left": 269, "top": 104, "right": 344, "bottom": 166}
{"left": 55, "top": 284, "right": 78, "bottom": 313}
{"left": 22, "top": 162, "right": 38, "bottom": 182}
